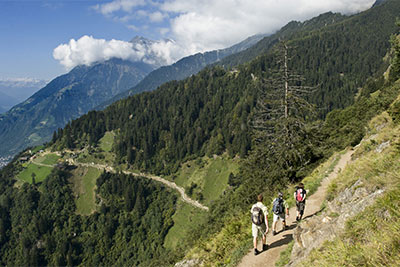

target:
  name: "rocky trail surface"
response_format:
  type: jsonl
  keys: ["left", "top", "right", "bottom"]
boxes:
{"left": 237, "top": 150, "right": 354, "bottom": 267}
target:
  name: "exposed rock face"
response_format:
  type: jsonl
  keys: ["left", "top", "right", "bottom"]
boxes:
{"left": 174, "top": 259, "right": 202, "bottom": 267}
{"left": 287, "top": 179, "right": 384, "bottom": 266}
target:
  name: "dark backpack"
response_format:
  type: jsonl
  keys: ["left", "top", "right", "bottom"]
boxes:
{"left": 296, "top": 188, "right": 305, "bottom": 202}
{"left": 272, "top": 198, "right": 284, "bottom": 214}
{"left": 251, "top": 206, "right": 264, "bottom": 226}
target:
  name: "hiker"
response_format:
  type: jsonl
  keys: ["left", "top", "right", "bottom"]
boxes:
{"left": 294, "top": 182, "right": 307, "bottom": 221}
{"left": 271, "top": 192, "right": 289, "bottom": 235}
{"left": 251, "top": 194, "right": 269, "bottom": 255}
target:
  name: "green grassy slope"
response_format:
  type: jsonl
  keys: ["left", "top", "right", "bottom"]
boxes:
{"left": 301, "top": 110, "right": 400, "bottom": 266}
{"left": 70, "top": 166, "right": 102, "bottom": 215}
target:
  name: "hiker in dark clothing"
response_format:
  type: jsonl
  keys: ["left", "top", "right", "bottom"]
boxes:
{"left": 271, "top": 192, "right": 289, "bottom": 235}
{"left": 294, "top": 183, "right": 306, "bottom": 221}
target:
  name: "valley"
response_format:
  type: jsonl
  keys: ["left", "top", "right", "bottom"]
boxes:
{"left": 1, "top": 0, "right": 400, "bottom": 266}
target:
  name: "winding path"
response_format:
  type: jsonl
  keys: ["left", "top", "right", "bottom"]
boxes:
{"left": 237, "top": 149, "right": 353, "bottom": 267}
{"left": 31, "top": 154, "right": 209, "bottom": 211}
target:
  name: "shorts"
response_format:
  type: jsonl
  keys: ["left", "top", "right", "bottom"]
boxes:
{"left": 273, "top": 213, "right": 285, "bottom": 223}
{"left": 252, "top": 223, "right": 266, "bottom": 238}
{"left": 296, "top": 201, "right": 305, "bottom": 215}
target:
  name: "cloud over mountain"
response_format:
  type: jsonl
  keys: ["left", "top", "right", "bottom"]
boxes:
{"left": 55, "top": 0, "right": 375, "bottom": 69}
{"left": 94, "top": 0, "right": 375, "bottom": 55}
{"left": 53, "top": 35, "right": 180, "bottom": 70}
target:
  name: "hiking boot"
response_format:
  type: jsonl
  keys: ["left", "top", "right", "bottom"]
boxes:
{"left": 254, "top": 248, "right": 260, "bottom": 255}
{"left": 263, "top": 244, "right": 268, "bottom": 251}
{"left": 272, "top": 230, "right": 277, "bottom": 236}
{"left": 296, "top": 217, "right": 300, "bottom": 222}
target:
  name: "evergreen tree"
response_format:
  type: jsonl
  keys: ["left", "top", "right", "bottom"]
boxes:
{"left": 31, "top": 172, "right": 36, "bottom": 185}
{"left": 389, "top": 21, "right": 400, "bottom": 82}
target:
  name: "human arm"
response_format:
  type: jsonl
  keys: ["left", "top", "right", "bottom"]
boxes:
{"left": 284, "top": 201, "right": 289, "bottom": 215}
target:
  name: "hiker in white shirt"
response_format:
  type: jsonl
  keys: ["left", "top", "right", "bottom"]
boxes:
{"left": 250, "top": 194, "right": 269, "bottom": 255}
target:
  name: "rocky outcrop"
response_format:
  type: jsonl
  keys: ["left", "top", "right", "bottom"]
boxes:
{"left": 287, "top": 179, "right": 384, "bottom": 266}
{"left": 174, "top": 259, "right": 202, "bottom": 267}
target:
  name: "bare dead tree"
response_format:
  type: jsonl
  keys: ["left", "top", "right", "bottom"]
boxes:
{"left": 251, "top": 41, "right": 319, "bottom": 178}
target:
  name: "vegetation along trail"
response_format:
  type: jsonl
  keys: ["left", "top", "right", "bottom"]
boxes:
{"left": 31, "top": 152, "right": 209, "bottom": 211}
{"left": 238, "top": 149, "right": 354, "bottom": 267}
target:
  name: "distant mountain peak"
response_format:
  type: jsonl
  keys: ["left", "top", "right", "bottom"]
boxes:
{"left": 130, "top": 36, "right": 155, "bottom": 46}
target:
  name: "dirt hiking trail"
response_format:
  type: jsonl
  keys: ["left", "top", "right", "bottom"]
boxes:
{"left": 238, "top": 149, "right": 354, "bottom": 267}
{"left": 30, "top": 152, "right": 209, "bottom": 211}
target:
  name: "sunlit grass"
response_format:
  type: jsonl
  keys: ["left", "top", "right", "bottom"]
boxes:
{"left": 17, "top": 163, "right": 53, "bottom": 184}
{"left": 164, "top": 200, "right": 208, "bottom": 250}
{"left": 300, "top": 112, "right": 400, "bottom": 266}
{"left": 301, "top": 187, "right": 400, "bottom": 267}
{"left": 167, "top": 154, "right": 239, "bottom": 205}
{"left": 70, "top": 166, "right": 102, "bottom": 215}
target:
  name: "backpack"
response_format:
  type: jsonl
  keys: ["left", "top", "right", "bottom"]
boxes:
{"left": 272, "top": 198, "right": 284, "bottom": 215}
{"left": 296, "top": 188, "right": 305, "bottom": 202}
{"left": 251, "top": 206, "right": 264, "bottom": 226}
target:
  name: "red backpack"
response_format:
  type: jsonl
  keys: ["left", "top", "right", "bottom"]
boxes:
{"left": 296, "top": 188, "right": 304, "bottom": 202}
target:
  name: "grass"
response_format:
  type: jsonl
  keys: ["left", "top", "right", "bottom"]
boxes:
{"left": 301, "top": 186, "right": 400, "bottom": 267}
{"left": 276, "top": 241, "right": 294, "bottom": 267}
{"left": 164, "top": 200, "right": 208, "bottom": 250}
{"left": 70, "top": 166, "right": 102, "bottom": 215}
{"left": 99, "top": 131, "right": 115, "bottom": 152}
{"left": 185, "top": 212, "right": 252, "bottom": 267}
{"left": 73, "top": 131, "right": 116, "bottom": 166}
{"left": 284, "top": 150, "right": 344, "bottom": 209}
{"left": 17, "top": 163, "right": 53, "bottom": 184}
{"left": 168, "top": 154, "right": 239, "bottom": 205}
{"left": 327, "top": 113, "right": 400, "bottom": 201}
{"left": 299, "top": 111, "right": 400, "bottom": 266}
{"left": 178, "top": 150, "right": 350, "bottom": 267}
{"left": 274, "top": 150, "right": 346, "bottom": 266}
{"left": 33, "top": 153, "right": 60, "bottom": 165}
{"left": 16, "top": 153, "right": 61, "bottom": 184}
{"left": 76, "top": 146, "right": 115, "bottom": 166}
{"left": 31, "top": 145, "right": 45, "bottom": 154}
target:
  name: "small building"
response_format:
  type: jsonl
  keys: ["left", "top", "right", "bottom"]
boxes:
{"left": 19, "top": 156, "right": 29, "bottom": 163}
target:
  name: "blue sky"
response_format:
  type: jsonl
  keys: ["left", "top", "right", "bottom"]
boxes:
{"left": 0, "top": 0, "right": 375, "bottom": 81}
{"left": 0, "top": 0, "right": 154, "bottom": 80}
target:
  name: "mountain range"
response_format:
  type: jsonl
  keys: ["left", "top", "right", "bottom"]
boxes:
{"left": 96, "top": 33, "right": 268, "bottom": 108}
{"left": 1, "top": 0, "right": 400, "bottom": 266}
{"left": 0, "top": 33, "right": 267, "bottom": 160}
{"left": 0, "top": 78, "right": 48, "bottom": 113}
{"left": 0, "top": 58, "right": 155, "bottom": 158}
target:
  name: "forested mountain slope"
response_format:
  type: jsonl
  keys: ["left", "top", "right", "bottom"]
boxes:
{"left": 52, "top": 0, "right": 400, "bottom": 176}
{"left": 0, "top": 59, "right": 155, "bottom": 159}
{"left": 1, "top": 1, "right": 400, "bottom": 266}
{"left": 99, "top": 33, "right": 267, "bottom": 108}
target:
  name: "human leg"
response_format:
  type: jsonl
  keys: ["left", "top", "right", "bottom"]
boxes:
{"left": 272, "top": 214, "right": 279, "bottom": 235}
{"left": 298, "top": 202, "right": 305, "bottom": 220}
{"left": 252, "top": 224, "right": 258, "bottom": 249}
{"left": 296, "top": 201, "right": 300, "bottom": 221}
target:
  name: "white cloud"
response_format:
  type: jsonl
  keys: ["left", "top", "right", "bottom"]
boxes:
{"left": 149, "top": 11, "right": 167, "bottom": 22}
{"left": 0, "top": 77, "right": 48, "bottom": 86}
{"left": 159, "top": 0, "right": 376, "bottom": 55}
{"left": 91, "top": 0, "right": 375, "bottom": 64}
{"left": 93, "top": 0, "right": 146, "bottom": 16}
{"left": 52, "top": 35, "right": 181, "bottom": 70}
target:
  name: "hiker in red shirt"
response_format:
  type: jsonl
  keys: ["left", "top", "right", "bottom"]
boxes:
{"left": 294, "top": 183, "right": 306, "bottom": 221}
